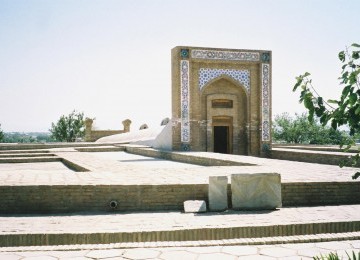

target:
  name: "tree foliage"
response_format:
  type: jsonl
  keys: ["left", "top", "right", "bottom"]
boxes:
{"left": 273, "top": 112, "right": 351, "bottom": 145}
{"left": 293, "top": 43, "right": 360, "bottom": 179}
{"left": 2, "top": 132, "right": 53, "bottom": 143}
{"left": 0, "top": 124, "right": 4, "bottom": 142}
{"left": 49, "top": 110, "right": 85, "bottom": 142}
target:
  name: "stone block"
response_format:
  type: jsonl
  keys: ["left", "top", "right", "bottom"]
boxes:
{"left": 231, "top": 173, "right": 282, "bottom": 210}
{"left": 183, "top": 200, "right": 207, "bottom": 213}
{"left": 208, "top": 176, "right": 228, "bottom": 211}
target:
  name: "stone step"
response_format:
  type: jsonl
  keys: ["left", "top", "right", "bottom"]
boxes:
{"left": 0, "top": 205, "right": 359, "bottom": 247}
{"left": 0, "top": 143, "right": 117, "bottom": 151}
{"left": 0, "top": 153, "right": 55, "bottom": 158}
{"left": 0, "top": 149, "right": 50, "bottom": 154}
{"left": 1, "top": 232, "right": 359, "bottom": 251}
{"left": 0, "top": 156, "right": 61, "bottom": 163}
{"left": 0, "top": 221, "right": 359, "bottom": 247}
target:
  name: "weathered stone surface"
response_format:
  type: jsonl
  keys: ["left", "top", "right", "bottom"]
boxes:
{"left": 184, "top": 200, "right": 207, "bottom": 213}
{"left": 209, "top": 176, "right": 228, "bottom": 211}
{"left": 231, "top": 173, "right": 281, "bottom": 209}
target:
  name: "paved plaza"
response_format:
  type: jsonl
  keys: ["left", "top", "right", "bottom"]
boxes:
{"left": 0, "top": 148, "right": 359, "bottom": 258}
{"left": 0, "top": 150, "right": 359, "bottom": 186}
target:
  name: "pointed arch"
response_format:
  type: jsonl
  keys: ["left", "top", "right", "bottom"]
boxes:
{"left": 200, "top": 74, "right": 249, "bottom": 98}
{"left": 198, "top": 68, "right": 250, "bottom": 92}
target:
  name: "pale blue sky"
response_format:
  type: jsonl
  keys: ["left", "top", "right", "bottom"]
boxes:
{"left": 0, "top": 0, "right": 359, "bottom": 132}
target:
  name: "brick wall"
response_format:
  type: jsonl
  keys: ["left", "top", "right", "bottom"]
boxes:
{"left": 1, "top": 182, "right": 359, "bottom": 214}
{"left": 270, "top": 149, "right": 359, "bottom": 166}
{"left": 282, "top": 182, "right": 360, "bottom": 206}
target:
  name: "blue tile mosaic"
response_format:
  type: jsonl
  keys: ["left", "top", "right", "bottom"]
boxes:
{"left": 199, "top": 68, "right": 250, "bottom": 92}
{"left": 261, "top": 63, "right": 270, "bottom": 141}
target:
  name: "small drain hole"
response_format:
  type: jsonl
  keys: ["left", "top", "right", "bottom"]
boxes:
{"left": 109, "top": 200, "right": 118, "bottom": 209}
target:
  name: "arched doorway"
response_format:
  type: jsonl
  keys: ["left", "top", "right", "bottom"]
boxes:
{"left": 201, "top": 77, "right": 248, "bottom": 155}
{"left": 213, "top": 116, "right": 232, "bottom": 154}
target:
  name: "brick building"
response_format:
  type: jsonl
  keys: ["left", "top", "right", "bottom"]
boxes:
{"left": 171, "top": 46, "right": 272, "bottom": 156}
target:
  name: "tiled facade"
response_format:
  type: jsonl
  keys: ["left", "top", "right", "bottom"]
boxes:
{"left": 172, "top": 46, "right": 272, "bottom": 156}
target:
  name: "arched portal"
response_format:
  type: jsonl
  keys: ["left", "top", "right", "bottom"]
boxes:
{"left": 201, "top": 77, "right": 248, "bottom": 155}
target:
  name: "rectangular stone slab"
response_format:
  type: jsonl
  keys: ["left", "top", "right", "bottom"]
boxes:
{"left": 209, "top": 176, "right": 228, "bottom": 211}
{"left": 183, "top": 200, "right": 207, "bottom": 213}
{"left": 231, "top": 173, "right": 282, "bottom": 210}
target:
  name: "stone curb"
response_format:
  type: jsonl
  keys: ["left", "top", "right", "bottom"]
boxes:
{"left": 0, "top": 232, "right": 359, "bottom": 252}
{"left": 1, "top": 221, "right": 359, "bottom": 247}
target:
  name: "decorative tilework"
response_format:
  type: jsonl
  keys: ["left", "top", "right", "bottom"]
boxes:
{"left": 261, "top": 63, "right": 270, "bottom": 141}
{"left": 261, "top": 52, "right": 271, "bottom": 62}
{"left": 180, "top": 60, "right": 190, "bottom": 143}
{"left": 191, "top": 49, "right": 260, "bottom": 61}
{"left": 199, "top": 68, "right": 250, "bottom": 92}
{"left": 180, "top": 49, "right": 189, "bottom": 58}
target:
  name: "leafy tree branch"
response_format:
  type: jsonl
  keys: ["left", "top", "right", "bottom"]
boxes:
{"left": 293, "top": 43, "right": 360, "bottom": 179}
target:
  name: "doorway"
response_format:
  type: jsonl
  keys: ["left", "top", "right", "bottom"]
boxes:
{"left": 213, "top": 126, "right": 229, "bottom": 154}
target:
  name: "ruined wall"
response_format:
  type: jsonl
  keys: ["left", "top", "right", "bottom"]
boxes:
{"left": 84, "top": 118, "right": 131, "bottom": 142}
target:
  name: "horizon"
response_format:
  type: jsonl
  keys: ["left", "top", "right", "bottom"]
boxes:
{"left": 1, "top": 0, "right": 360, "bottom": 132}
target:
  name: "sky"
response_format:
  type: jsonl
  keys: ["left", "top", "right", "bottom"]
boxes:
{"left": 0, "top": 0, "right": 359, "bottom": 132}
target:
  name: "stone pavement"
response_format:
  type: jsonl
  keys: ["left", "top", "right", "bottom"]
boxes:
{"left": 0, "top": 240, "right": 359, "bottom": 259}
{"left": 0, "top": 150, "right": 359, "bottom": 186}
{"left": 1, "top": 205, "right": 359, "bottom": 234}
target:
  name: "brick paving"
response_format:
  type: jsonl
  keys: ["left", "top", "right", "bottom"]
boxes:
{"left": 0, "top": 150, "right": 359, "bottom": 185}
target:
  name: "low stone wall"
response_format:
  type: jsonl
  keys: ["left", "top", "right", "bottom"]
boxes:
{"left": 125, "top": 146, "right": 254, "bottom": 166}
{"left": 272, "top": 144, "right": 359, "bottom": 153}
{"left": 270, "top": 148, "right": 358, "bottom": 166}
{"left": 282, "top": 182, "right": 360, "bottom": 206}
{"left": 0, "top": 184, "right": 208, "bottom": 214}
{"left": 1, "top": 182, "right": 359, "bottom": 214}
{"left": 85, "top": 130, "right": 125, "bottom": 142}
{"left": 0, "top": 142, "right": 109, "bottom": 151}
{"left": 84, "top": 118, "right": 131, "bottom": 142}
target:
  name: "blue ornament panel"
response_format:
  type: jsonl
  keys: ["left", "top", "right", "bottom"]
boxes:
{"left": 261, "top": 63, "right": 270, "bottom": 141}
{"left": 180, "top": 60, "right": 190, "bottom": 143}
{"left": 199, "top": 68, "right": 250, "bottom": 92}
{"left": 192, "top": 49, "right": 260, "bottom": 61}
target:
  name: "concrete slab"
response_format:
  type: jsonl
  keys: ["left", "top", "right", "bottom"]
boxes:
{"left": 208, "top": 176, "right": 228, "bottom": 211}
{"left": 184, "top": 200, "right": 207, "bottom": 213}
{"left": 231, "top": 173, "right": 282, "bottom": 210}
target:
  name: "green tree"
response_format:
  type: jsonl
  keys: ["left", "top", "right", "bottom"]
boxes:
{"left": 293, "top": 43, "right": 360, "bottom": 179}
{"left": 273, "top": 112, "right": 350, "bottom": 145}
{"left": 49, "top": 110, "right": 85, "bottom": 142}
{"left": 273, "top": 113, "right": 310, "bottom": 143}
{"left": 0, "top": 124, "right": 4, "bottom": 142}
